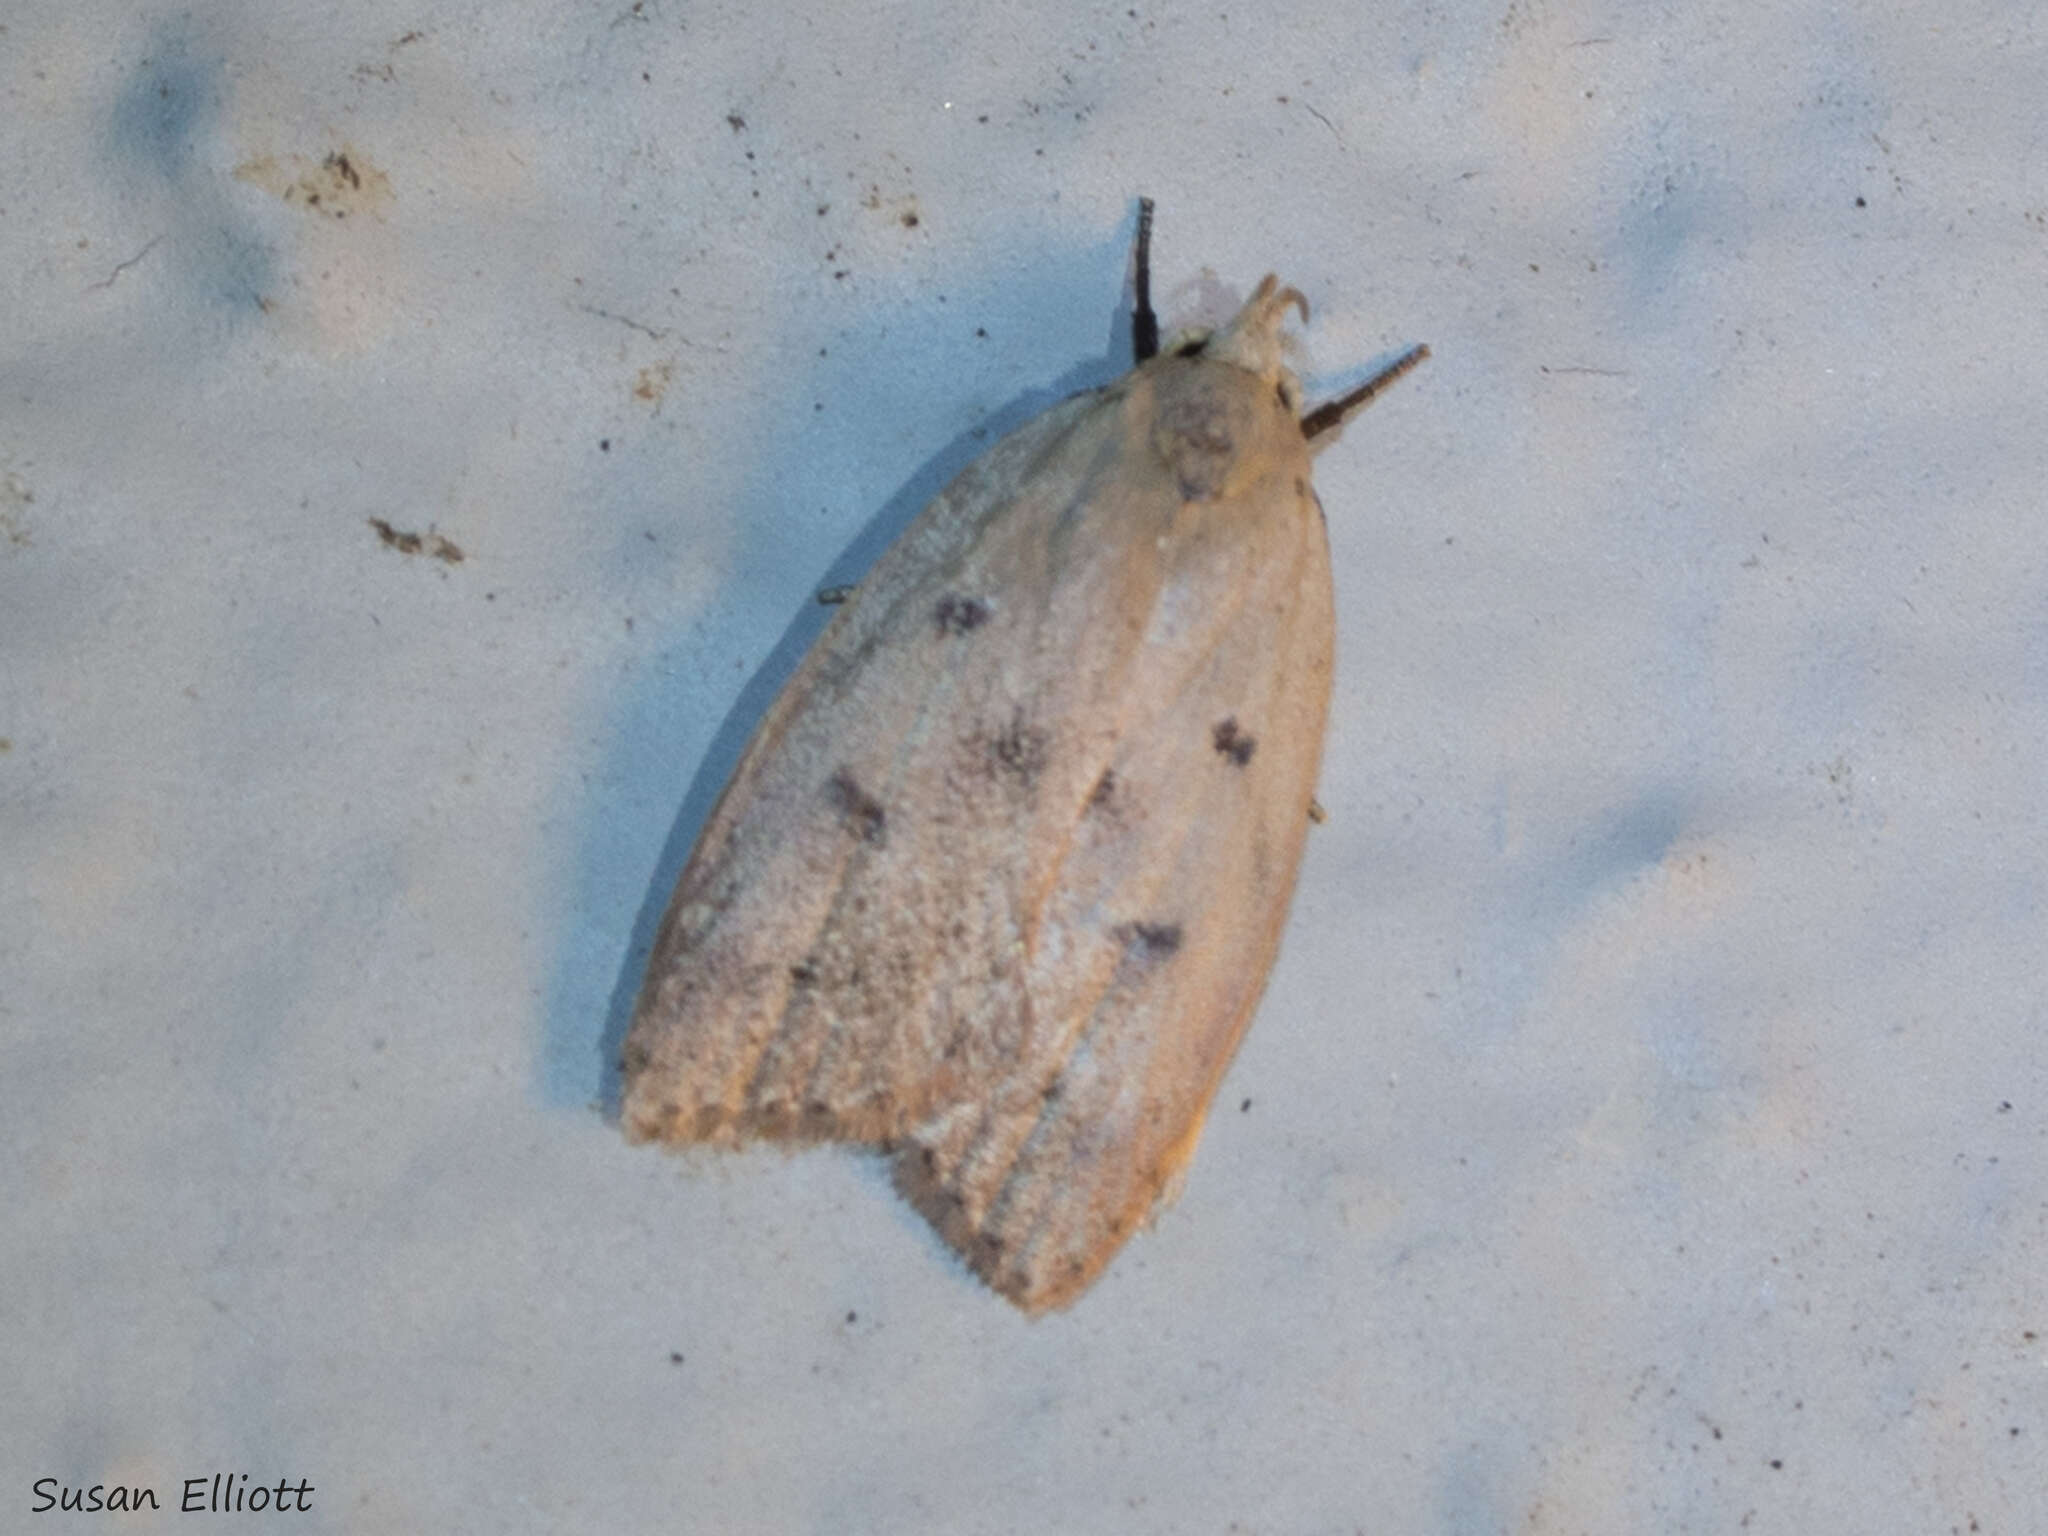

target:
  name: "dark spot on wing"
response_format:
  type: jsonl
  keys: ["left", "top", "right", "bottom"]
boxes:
{"left": 1087, "top": 768, "right": 1117, "bottom": 809}
{"left": 1212, "top": 717, "right": 1257, "bottom": 766}
{"left": 789, "top": 959, "right": 819, "bottom": 987}
{"left": 935, "top": 594, "right": 990, "bottom": 634}
{"left": 1113, "top": 920, "right": 1183, "bottom": 958}
{"left": 991, "top": 710, "right": 1049, "bottom": 785}
{"left": 826, "top": 768, "right": 888, "bottom": 845}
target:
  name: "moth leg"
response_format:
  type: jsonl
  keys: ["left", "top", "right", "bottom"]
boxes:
{"left": 1131, "top": 196, "right": 1159, "bottom": 365}
{"left": 1300, "top": 342, "right": 1431, "bottom": 443}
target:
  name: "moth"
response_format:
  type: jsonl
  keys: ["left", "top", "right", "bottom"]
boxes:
{"left": 622, "top": 200, "right": 1427, "bottom": 1313}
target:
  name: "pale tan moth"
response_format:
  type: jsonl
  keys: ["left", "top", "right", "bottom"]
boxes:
{"left": 622, "top": 200, "right": 1427, "bottom": 1313}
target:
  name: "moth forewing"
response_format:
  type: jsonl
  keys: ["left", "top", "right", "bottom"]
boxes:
{"left": 911, "top": 423, "right": 1334, "bottom": 1314}
{"left": 622, "top": 216, "right": 1416, "bottom": 1314}
{"left": 623, "top": 394, "right": 1101, "bottom": 1100}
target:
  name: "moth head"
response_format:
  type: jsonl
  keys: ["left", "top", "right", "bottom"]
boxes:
{"left": 1202, "top": 274, "right": 1309, "bottom": 413}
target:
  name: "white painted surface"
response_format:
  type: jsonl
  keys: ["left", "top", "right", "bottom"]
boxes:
{"left": 5, "top": 2, "right": 2042, "bottom": 1530}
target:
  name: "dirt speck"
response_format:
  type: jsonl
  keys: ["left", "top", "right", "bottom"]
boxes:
{"left": 236, "top": 145, "right": 394, "bottom": 220}
{"left": 368, "top": 517, "right": 463, "bottom": 563}
{"left": 1, "top": 471, "right": 32, "bottom": 548}
{"left": 633, "top": 360, "right": 674, "bottom": 404}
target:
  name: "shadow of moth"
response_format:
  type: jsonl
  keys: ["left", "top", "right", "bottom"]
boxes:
{"left": 622, "top": 199, "right": 1427, "bottom": 1313}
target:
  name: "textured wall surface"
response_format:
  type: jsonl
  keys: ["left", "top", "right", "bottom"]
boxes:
{"left": 5, "top": 2, "right": 2043, "bottom": 1530}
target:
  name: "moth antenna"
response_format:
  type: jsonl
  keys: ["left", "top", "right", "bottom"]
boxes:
{"left": 1131, "top": 197, "right": 1159, "bottom": 364}
{"left": 1300, "top": 343, "right": 1431, "bottom": 445}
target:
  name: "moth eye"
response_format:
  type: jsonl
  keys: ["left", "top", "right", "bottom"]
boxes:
{"left": 1211, "top": 717, "right": 1258, "bottom": 766}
